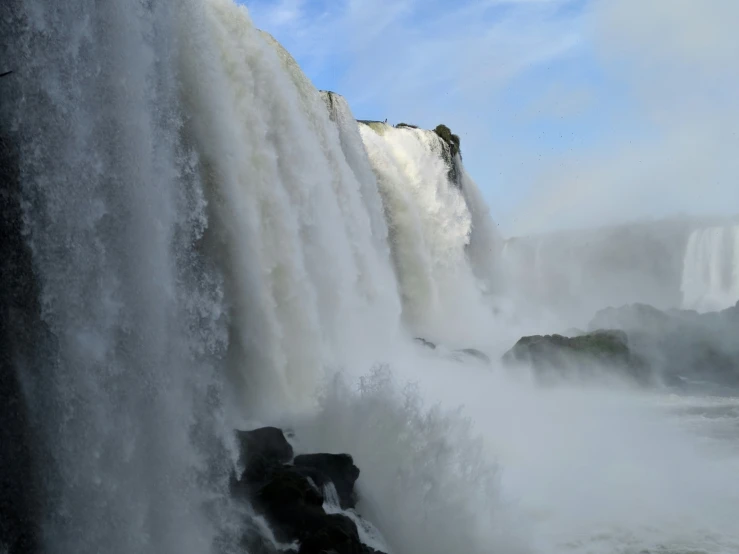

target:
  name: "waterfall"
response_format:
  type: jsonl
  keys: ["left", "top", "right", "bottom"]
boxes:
{"left": 458, "top": 166, "right": 504, "bottom": 295}
{"left": 681, "top": 225, "right": 739, "bottom": 312}
{"left": 9, "top": 1, "right": 739, "bottom": 554}
{"left": 358, "top": 123, "right": 498, "bottom": 346}
{"left": 178, "top": 0, "right": 402, "bottom": 413}
{"left": 1, "top": 1, "right": 230, "bottom": 552}
{"left": 2, "top": 0, "right": 405, "bottom": 551}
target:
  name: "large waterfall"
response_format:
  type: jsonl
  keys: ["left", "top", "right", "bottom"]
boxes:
{"left": 358, "top": 123, "right": 501, "bottom": 346}
{"left": 0, "top": 0, "right": 498, "bottom": 551}
{"left": 3, "top": 1, "right": 739, "bottom": 554}
{"left": 2, "top": 1, "right": 232, "bottom": 552}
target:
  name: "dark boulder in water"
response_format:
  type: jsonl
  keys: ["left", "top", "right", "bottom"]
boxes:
{"left": 236, "top": 426, "right": 294, "bottom": 482}
{"left": 502, "top": 329, "right": 648, "bottom": 384}
{"left": 232, "top": 427, "right": 387, "bottom": 554}
{"left": 293, "top": 453, "right": 360, "bottom": 510}
{"left": 253, "top": 466, "right": 326, "bottom": 542}
{"left": 588, "top": 302, "right": 739, "bottom": 390}
{"left": 298, "top": 513, "right": 381, "bottom": 554}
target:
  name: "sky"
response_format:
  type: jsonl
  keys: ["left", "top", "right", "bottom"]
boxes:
{"left": 243, "top": 0, "right": 739, "bottom": 236}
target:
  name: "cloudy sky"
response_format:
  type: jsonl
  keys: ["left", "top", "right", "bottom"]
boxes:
{"left": 243, "top": 0, "right": 739, "bottom": 236}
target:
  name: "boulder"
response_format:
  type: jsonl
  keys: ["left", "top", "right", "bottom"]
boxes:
{"left": 454, "top": 348, "right": 491, "bottom": 365}
{"left": 433, "top": 124, "right": 460, "bottom": 158}
{"left": 253, "top": 466, "right": 325, "bottom": 542}
{"left": 298, "top": 514, "right": 365, "bottom": 554}
{"left": 502, "top": 329, "right": 648, "bottom": 383}
{"left": 587, "top": 303, "right": 739, "bottom": 390}
{"left": 236, "top": 426, "right": 294, "bottom": 483}
{"left": 293, "top": 454, "right": 360, "bottom": 510}
{"left": 414, "top": 337, "right": 436, "bottom": 349}
{"left": 231, "top": 428, "right": 387, "bottom": 554}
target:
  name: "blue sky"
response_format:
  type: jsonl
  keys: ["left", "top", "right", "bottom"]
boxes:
{"left": 243, "top": 0, "right": 739, "bottom": 236}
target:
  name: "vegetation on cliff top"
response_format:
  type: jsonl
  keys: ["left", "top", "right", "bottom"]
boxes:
{"left": 433, "top": 124, "right": 461, "bottom": 158}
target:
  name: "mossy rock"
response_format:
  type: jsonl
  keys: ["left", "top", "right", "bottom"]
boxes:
{"left": 433, "top": 124, "right": 461, "bottom": 158}
{"left": 432, "top": 124, "right": 462, "bottom": 185}
{"left": 502, "top": 329, "right": 648, "bottom": 383}
{"left": 588, "top": 303, "right": 739, "bottom": 389}
{"left": 395, "top": 122, "right": 419, "bottom": 129}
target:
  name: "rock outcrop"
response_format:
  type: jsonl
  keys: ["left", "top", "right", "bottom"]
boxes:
{"left": 588, "top": 302, "right": 739, "bottom": 390}
{"left": 503, "top": 301, "right": 739, "bottom": 390}
{"left": 232, "top": 427, "right": 386, "bottom": 554}
{"left": 454, "top": 348, "right": 491, "bottom": 365}
{"left": 502, "top": 329, "right": 648, "bottom": 384}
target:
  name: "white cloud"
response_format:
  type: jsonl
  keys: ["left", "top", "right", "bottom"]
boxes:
{"left": 508, "top": 0, "right": 739, "bottom": 234}
{"left": 245, "top": 0, "right": 584, "bottom": 120}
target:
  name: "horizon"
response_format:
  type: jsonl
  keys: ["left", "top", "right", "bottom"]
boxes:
{"left": 243, "top": 0, "right": 739, "bottom": 237}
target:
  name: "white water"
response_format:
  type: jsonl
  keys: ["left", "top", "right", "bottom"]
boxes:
{"left": 681, "top": 225, "right": 739, "bottom": 312}
{"left": 358, "top": 123, "right": 498, "bottom": 347}
{"left": 5, "top": 1, "right": 739, "bottom": 554}
{"left": 5, "top": 1, "right": 231, "bottom": 552}
{"left": 179, "top": 0, "right": 401, "bottom": 414}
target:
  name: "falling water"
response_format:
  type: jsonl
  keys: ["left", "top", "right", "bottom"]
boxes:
{"left": 358, "top": 123, "right": 497, "bottom": 346}
{"left": 1, "top": 0, "right": 230, "bottom": 552}
{"left": 3, "top": 1, "right": 739, "bottom": 554}
{"left": 681, "top": 225, "right": 739, "bottom": 312}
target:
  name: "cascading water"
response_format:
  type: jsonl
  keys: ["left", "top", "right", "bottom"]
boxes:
{"left": 681, "top": 225, "right": 739, "bottom": 312}
{"left": 178, "top": 0, "right": 402, "bottom": 414}
{"left": 320, "top": 91, "right": 396, "bottom": 268}
{"left": 4, "top": 1, "right": 739, "bottom": 554}
{"left": 458, "top": 165, "right": 505, "bottom": 296}
{"left": 1, "top": 1, "right": 231, "bottom": 552}
{"left": 358, "top": 123, "right": 498, "bottom": 347}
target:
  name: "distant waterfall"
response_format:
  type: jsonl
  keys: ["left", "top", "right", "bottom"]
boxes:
{"left": 681, "top": 225, "right": 739, "bottom": 312}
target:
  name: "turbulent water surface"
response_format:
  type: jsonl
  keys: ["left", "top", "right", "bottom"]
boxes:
{"left": 1, "top": 1, "right": 738, "bottom": 554}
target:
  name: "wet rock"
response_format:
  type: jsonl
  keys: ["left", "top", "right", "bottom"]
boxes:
{"left": 455, "top": 348, "right": 490, "bottom": 364}
{"left": 414, "top": 337, "right": 436, "bottom": 349}
{"left": 433, "top": 124, "right": 460, "bottom": 158}
{"left": 502, "top": 329, "right": 648, "bottom": 384}
{"left": 588, "top": 303, "right": 739, "bottom": 390}
{"left": 253, "top": 466, "right": 325, "bottom": 542}
{"left": 293, "top": 454, "right": 360, "bottom": 510}
{"left": 299, "top": 514, "right": 380, "bottom": 554}
{"left": 232, "top": 428, "right": 386, "bottom": 553}
{"left": 236, "top": 426, "right": 294, "bottom": 483}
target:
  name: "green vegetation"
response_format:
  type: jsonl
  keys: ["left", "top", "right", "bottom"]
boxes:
{"left": 395, "top": 123, "right": 419, "bottom": 129}
{"left": 502, "top": 329, "right": 648, "bottom": 384}
{"left": 433, "top": 124, "right": 461, "bottom": 158}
